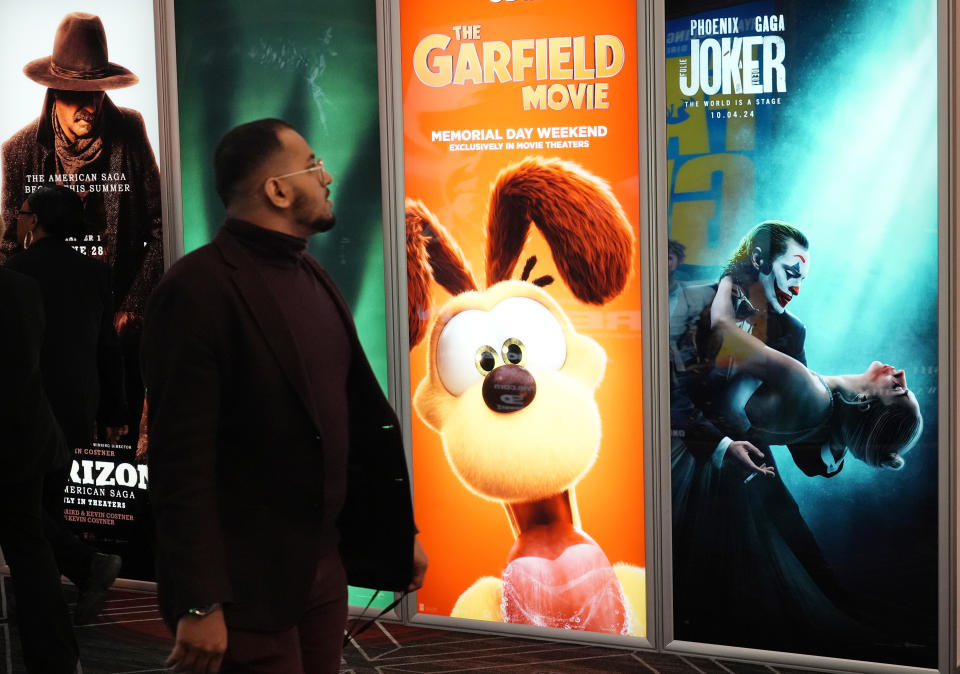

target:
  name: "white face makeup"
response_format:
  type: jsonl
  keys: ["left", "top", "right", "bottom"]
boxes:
{"left": 759, "top": 238, "right": 809, "bottom": 314}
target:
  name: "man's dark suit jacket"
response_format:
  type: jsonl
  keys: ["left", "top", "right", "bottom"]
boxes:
{"left": 6, "top": 238, "right": 125, "bottom": 448}
{"left": 0, "top": 268, "right": 68, "bottom": 483}
{"left": 141, "top": 225, "right": 415, "bottom": 631}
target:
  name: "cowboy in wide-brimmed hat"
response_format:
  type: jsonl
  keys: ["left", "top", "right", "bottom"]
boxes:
{"left": 1, "top": 8, "right": 161, "bottom": 327}
{"left": 24, "top": 11, "right": 139, "bottom": 92}
{"left": 23, "top": 12, "right": 139, "bottom": 148}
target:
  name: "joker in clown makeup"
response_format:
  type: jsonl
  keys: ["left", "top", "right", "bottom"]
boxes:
{"left": 758, "top": 234, "right": 809, "bottom": 314}
{"left": 690, "top": 219, "right": 815, "bottom": 476}
{"left": 717, "top": 219, "right": 810, "bottom": 330}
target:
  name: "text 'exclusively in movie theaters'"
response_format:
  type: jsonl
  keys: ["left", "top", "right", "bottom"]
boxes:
{"left": 433, "top": 125, "right": 608, "bottom": 152}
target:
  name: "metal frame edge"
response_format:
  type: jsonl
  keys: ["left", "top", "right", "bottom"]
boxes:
{"left": 376, "top": 0, "right": 415, "bottom": 623}
{"left": 154, "top": 0, "right": 184, "bottom": 267}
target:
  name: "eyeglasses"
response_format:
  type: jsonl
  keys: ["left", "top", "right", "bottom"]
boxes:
{"left": 273, "top": 159, "right": 326, "bottom": 181}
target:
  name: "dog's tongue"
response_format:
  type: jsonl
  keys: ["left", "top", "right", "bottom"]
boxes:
{"left": 502, "top": 532, "right": 628, "bottom": 634}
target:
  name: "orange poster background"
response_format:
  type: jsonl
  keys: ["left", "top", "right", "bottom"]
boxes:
{"left": 400, "top": 0, "right": 645, "bottom": 622}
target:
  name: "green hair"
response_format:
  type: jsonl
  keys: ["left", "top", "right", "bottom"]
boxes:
{"left": 721, "top": 220, "right": 809, "bottom": 285}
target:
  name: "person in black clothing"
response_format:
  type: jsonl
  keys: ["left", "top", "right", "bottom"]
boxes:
{"left": 6, "top": 184, "right": 125, "bottom": 625}
{"left": 0, "top": 234, "right": 78, "bottom": 671}
{"left": 142, "top": 119, "right": 427, "bottom": 673}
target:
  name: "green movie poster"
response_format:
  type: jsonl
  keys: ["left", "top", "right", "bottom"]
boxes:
{"left": 174, "top": 0, "right": 392, "bottom": 609}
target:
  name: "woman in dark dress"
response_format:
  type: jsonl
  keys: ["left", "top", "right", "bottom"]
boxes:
{"left": 5, "top": 184, "right": 127, "bottom": 625}
{"left": 0, "top": 223, "right": 78, "bottom": 672}
{"left": 672, "top": 263, "right": 922, "bottom": 657}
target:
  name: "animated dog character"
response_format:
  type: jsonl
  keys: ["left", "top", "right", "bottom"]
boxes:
{"left": 407, "top": 156, "right": 646, "bottom": 636}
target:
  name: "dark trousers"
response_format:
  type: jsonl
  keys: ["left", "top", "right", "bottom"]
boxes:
{"left": 43, "top": 464, "right": 96, "bottom": 585}
{"left": 221, "top": 550, "right": 348, "bottom": 674}
{"left": 0, "top": 474, "right": 79, "bottom": 673}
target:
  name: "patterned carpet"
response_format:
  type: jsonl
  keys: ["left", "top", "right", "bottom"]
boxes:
{"left": 0, "top": 578, "right": 829, "bottom": 673}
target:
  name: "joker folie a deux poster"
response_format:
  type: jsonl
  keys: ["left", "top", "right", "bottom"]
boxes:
{"left": 666, "top": 0, "right": 938, "bottom": 666}
{"left": 401, "top": 0, "right": 647, "bottom": 638}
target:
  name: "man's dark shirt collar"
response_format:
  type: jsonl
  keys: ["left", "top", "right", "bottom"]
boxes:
{"left": 222, "top": 218, "right": 307, "bottom": 268}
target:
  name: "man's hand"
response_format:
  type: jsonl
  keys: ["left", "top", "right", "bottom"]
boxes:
{"left": 727, "top": 440, "right": 775, "bottom": 478}
{"left": 407, "top": 537, "right": 428, "bottom": 592}
{"left": 166, "top": 609, "right": 227, "bottom": 673}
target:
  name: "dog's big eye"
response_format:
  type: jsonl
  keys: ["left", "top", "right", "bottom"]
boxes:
{"left": 502, "top": 339, "right": 525, "bottom": 366}
{"left": 490, "top": 298, "right": 566, "bottom": 373}
{"left": 476, "top": 346, "right": 500, "bottom": 374}
{"left": 436, "top": 309, "right": 497, "bottom": 395}
{"left": 435, "top": 297, "right": 567, "bottom": 397}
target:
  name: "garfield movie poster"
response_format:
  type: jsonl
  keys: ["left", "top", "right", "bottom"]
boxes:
{"left": 401, "top": 0, "right": 647, "bottom": 638}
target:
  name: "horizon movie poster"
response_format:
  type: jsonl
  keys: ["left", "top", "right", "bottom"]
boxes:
{"left": 401, "top": 0, "right": 647, "bottom": 637}
{"left": 174, "top": 0, "right": 393, "bottom": 609}
{"left": 0, "top": 1, "right": 164, "bottom": 581}
{"left": 666, "top": 0, "right": 938, "bottom": 666}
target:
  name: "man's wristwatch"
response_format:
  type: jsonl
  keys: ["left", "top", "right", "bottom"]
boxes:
{"left": 184, "top": 602, "right": 221, "bottom": 618}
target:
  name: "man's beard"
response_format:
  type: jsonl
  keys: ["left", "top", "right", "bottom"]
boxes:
{"left": 70, "top": 109, "right": 100, "bottom": 138}
{"left": 309, "top": 213, "right": 336, "bottom": 233}
{"left": 75, "top": 109, "right": 97, "bottom": 124}
{"left": 292, "top": 190, "right": 336, "bottom": 233}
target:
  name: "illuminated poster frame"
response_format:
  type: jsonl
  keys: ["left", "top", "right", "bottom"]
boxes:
{"left": 393, "top": 0, "right": 656, "bottom": 647}
{"left": 951, "top": 1, "right": 960, "bottom": 669}
{"left": 155, "top": 0, "right": 401, "bottom": 612}
{"left": 657, "top": 0, "right": 955, "bottom": 671}
{"left": 0, "top": 0, "right": 166, "bottom": 583}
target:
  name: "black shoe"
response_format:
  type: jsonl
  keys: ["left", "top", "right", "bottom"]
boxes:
{"left": 74, "top": 553, "right": 122, "bottom": 625}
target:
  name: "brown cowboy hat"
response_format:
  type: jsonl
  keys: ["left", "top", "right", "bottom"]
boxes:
{"left": 23, "top": 12, "right": 138, "bottom": 91}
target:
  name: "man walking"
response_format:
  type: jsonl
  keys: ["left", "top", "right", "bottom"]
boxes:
{"left": 142, "top": 118, "right": 426, "bottom": 673}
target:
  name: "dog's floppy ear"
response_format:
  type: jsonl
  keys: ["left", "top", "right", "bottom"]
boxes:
{"left": 406, "top": 199, "right": 478, "bottom": 346}
{"left": 485, "top": 157, "right": 635, "bottom": 304}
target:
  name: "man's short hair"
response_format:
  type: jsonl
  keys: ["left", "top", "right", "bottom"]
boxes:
{"left": 668, "top": 238, "right": 686, "bottom": 262}
{"left": 213, "top": 118, "right": 294, "bottom": 207}
{"left": 721, "top": 220, "right": 809, "bottom": 285}
{"left": 27, "top": 185, "right": 84, "bottom": 239}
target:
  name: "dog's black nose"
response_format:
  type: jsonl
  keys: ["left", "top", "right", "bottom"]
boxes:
{"left": 482, "top": 365, "right": 536, "bottom": 413}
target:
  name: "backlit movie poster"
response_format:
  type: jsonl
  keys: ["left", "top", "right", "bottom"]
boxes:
{"left": 401, "top": 0, "right": 646, "bottom": 637}
{"left": 0, "top": 1, "right": 163, "bottom": 581}
{"left": 666, "top": 0, "right": 937, "bottom": 666}
{"left": 174, "top": 0, "right": 393, "bottom": 609}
